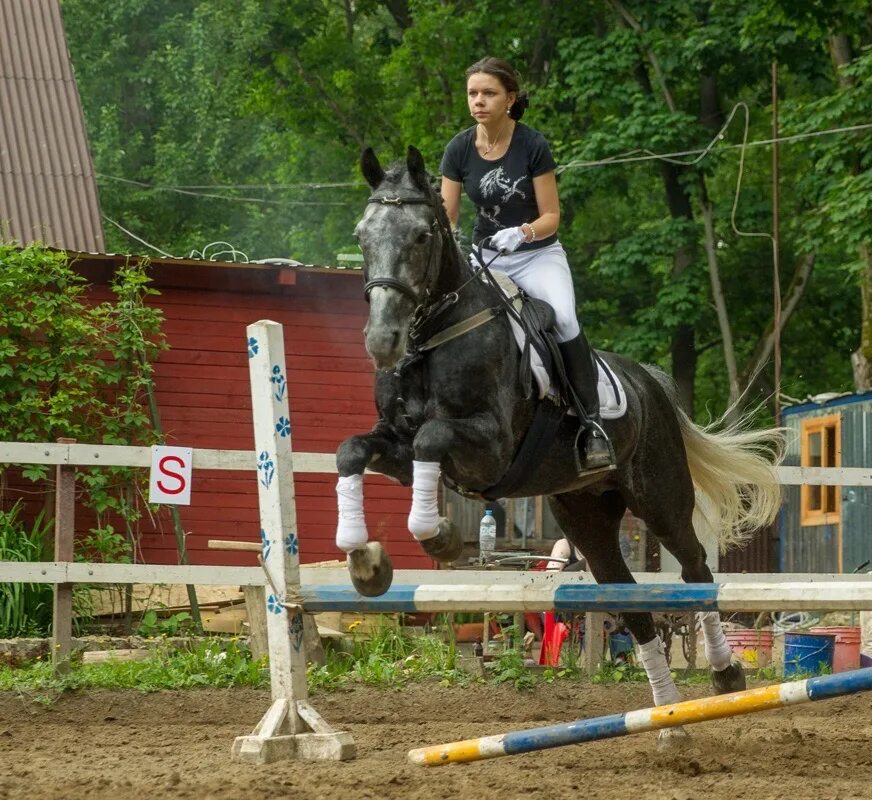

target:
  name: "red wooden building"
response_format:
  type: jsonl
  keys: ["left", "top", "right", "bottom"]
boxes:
{"left": 75, "top": 253, "right": 430, "bottom": 570}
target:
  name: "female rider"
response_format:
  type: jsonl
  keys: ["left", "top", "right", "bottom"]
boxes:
{"left": 440, "top": 56, "right": 611, "bottom": 470}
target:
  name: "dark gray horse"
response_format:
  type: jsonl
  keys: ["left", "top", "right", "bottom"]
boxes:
{"left": 335, "top": 146, "right": 783, "bottom": 716}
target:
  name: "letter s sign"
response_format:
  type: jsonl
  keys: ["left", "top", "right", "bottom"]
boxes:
{"left": 149, "top": 446, "right": 193, "bottom": 505}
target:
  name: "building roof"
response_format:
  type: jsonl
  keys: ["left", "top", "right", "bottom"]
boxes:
{"left": 781, "top": 390, "right": 872, "bottom": 417}
{"left": 0, "top": 0, "right": 104, "bottom": 251}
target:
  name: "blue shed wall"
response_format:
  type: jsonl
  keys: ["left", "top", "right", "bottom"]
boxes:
{"left": 780, "top": 394, "right": 872, "bottom": 573}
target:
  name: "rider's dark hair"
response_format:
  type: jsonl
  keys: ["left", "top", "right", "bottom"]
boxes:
{"left": 465, "top": 57, "right": 529, "bottom": 121}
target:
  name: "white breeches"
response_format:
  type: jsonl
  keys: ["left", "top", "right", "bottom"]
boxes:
{"left": 479, "top": 241, "right": 580, "bottom": 343}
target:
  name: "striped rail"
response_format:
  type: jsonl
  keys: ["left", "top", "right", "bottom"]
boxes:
{"left": 297, "top": 581, "right": 872, "bottom": 613}
{"left": 407, "top": 667, "right": 872, "bottom": 766}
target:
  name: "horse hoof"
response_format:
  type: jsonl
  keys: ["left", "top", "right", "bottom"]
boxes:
{"left": 711, "top": 662, "right": 746, "bottom": 694}
{"left": 347, "top": 542, "right": 393, "bottom": 597}
{"left": 656, "top": 726, "right": 690, "bottom": 750}
{"left": 418, "top": 518, "right": 464, "bottom": 563}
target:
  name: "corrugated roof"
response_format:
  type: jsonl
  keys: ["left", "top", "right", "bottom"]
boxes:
{"left": 0, "top": 0, "right": 104, "bottom": 251}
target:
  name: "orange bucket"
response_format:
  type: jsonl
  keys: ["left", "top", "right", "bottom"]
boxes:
{"left": 724, "top": 629, "right": 773, "bottom": 669}
{"left": 809, "top": 626, "right": 861, "bottom": 672}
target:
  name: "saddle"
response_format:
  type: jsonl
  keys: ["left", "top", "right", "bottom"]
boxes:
{"left": 473, "top": 270, "right": 622, "bottom": 500}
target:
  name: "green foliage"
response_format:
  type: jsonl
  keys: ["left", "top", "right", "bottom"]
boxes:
{"left": 0, "top": 244, "right": 167, "bottom": 630}
{"left": 58, "top": 2, "right": 872, "bottom": 410}
{"left": 591, "top": 661, "right": 652, "bottom": 685}
{"left": 0, "top": 639, "right": 265, "bottom": 695}
{"left": 490, "top": 648, "right": 537, "bottom": 691}
{"left": 137, "top": 610, "right": 193, "bottom": 637}
{"left": 0, "top": 503, "right": 54, "bottom": 637}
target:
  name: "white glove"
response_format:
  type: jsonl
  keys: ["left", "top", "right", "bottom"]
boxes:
{"left": 490, "top": 226, "right": 527, "bottom": 254}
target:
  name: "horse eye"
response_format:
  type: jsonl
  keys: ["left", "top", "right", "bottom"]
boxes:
{"left": 416, "top": 231, "right": 431, "bottom": 245}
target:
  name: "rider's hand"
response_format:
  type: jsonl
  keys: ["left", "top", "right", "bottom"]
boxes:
{"left": 490, "top": 226, "right": 527, "bottom": 254}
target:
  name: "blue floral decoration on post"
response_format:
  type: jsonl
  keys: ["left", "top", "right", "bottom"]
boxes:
{"left": 247, "top": 337, "right": 259, "bottom": 359}
{"left": 257, "top": 451, "right": 275, "bottom": 489}
{"left": 288, "top": 612, "right": 304, "bottom": 651}
{"left": 266, "top": 594, "right": 283, "bottom": 615}
{"left": 260, "top": 528, "right": 271, "bottom": 560}
{"left": 285, "top": 532, "right": 298, "bottom": 556}
{"left": 275, "top": 416, "right": 291, "bottom": 438}
{"left": 270, "top": 365, "right": 287, "bottom": 402}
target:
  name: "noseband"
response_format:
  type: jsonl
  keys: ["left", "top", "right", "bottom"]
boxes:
{"left": 362, "top": 194, "right": 445, "bottom": 306}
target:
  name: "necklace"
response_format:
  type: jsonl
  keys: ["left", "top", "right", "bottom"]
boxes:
{"left": 480, "top": 119, "right": 508, "bottom": 155}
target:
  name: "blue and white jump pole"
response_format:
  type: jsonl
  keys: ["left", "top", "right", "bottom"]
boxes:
{"left": 407, "top": 668, "right": 872, "bottom": 766}
{"left": 298, "top": 581, "right": 872, "bottom": 613}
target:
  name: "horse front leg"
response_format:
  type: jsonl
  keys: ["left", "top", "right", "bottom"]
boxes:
{"left": 335, "top": 424, "right": 413, "bottom": 597}
{"left": 406, "top": 414, "right": 504, "bottom": 564}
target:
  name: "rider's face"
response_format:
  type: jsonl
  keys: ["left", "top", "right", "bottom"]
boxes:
{"left": 467, "top": 72, "right": 515, "bottom": 126}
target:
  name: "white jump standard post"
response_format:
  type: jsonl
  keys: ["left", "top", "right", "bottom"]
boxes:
{"left": 232, "top": 320, "right": 355, "bottom": 764}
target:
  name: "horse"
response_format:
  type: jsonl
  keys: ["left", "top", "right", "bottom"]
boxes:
{"left": 335, "top": 145, "right": 783, "bottom": 721}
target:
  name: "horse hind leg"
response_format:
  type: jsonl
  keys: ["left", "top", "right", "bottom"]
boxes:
{"left": 548, "top": 491, "right": 689, "bottom": 748}
{"left": 643, "top": 508, "right": 745, "bottom": 694}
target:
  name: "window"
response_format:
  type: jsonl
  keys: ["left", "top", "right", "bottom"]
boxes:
{"left": 800, "top": 413, "right": 841, "bottom": 526}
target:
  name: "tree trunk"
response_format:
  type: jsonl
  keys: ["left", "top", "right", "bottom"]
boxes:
{"left": 629, "top": 58, "right": 698, "bottom": 413}
{"left": 700, "top": 196, "right": 738, "bottom": 403}
{"left": 853, "top": 243, "right": 872, "bottom": 391}
{"left": 828, "top": 33, "right": 870, "bottom": 391}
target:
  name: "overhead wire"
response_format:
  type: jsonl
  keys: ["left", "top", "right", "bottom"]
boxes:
{"left": 94, "top": 120, "right": 872, "bottom": 203}
{"left": 556, "top": 120, "right": 872, "bottom": 172}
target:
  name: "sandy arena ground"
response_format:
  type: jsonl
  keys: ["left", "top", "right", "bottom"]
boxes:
{"left": 1, "top": 679, "right": 871, "bottom": 800}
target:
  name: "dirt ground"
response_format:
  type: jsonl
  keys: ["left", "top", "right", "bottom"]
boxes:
{"left": 1, "top": 679, "right": 871, "bottom": 800}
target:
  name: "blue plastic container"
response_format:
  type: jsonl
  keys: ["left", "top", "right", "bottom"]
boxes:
{"left": 783, "top": 632, "right": 835, "bottom": 676}
{"left": 609, "top": 632, "right": 635, "bottom": 662}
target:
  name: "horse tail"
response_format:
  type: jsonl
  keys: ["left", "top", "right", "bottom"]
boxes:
{"left": 644, "top": 366, "right": 785, "bottom": 551}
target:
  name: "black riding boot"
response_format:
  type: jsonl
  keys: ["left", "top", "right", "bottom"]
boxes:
{"left": 558, "top": 333, "right": 613, "bottom": 471}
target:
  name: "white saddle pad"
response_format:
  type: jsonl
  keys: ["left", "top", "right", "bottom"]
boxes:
{"left": 487, "top": 270, "right": 628, "bottom": 420}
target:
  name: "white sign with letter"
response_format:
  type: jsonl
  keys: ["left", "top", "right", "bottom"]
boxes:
{"left": 149, "top": 445, "right": 193, "bottom": 505}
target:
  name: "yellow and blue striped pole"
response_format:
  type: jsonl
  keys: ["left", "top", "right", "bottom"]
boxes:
{"left": 407, "top": 667, "right": 872, "bottom": 766}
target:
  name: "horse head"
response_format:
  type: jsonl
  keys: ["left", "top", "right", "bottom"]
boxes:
{"left": 356, "top": 146, "right": 455, "bottom": 370}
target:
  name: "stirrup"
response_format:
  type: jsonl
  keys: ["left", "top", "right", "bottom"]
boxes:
{"left": 583, "top": 432, "right": 613, "bottom": 470}
{"left": 571, "top": 424, "right": 615, "bottom": 475}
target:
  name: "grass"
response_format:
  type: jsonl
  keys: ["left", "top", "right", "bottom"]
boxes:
{"left": 0, "top": 623, "right": 794, "bottom": 702}
{"left": 0, "top": 639, "right": 266, "bottom": 701}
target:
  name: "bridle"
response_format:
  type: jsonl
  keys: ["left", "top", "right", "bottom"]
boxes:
{"left": 362, "top": 193, "right": 447, "bottom": 307}
{"left": 360, "top": 190, "right": 507, "bottom": 371}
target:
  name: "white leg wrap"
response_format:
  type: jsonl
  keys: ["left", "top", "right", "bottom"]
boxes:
{"left": 335, "top": 475, "right": 368, "bottom": 552}
{"left": 637, "top": 636, "right": 682, "bottom": 706}
{"left": 407, "top": 460, "right": 441, "bottom": 541}
{"left": 699, "top": 611, "right": 734, "bottom": 671}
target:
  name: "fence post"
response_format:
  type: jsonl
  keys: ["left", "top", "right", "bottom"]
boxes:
{"left": 231, "top": 320, "right": 353, "bottom": 764}
{"left": 52, "top": 437, "right": 76, "bottom": 675}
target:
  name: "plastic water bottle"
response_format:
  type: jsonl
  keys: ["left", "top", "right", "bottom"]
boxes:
{"left": 479, "top": 508, "right": 497, "bottom": 564}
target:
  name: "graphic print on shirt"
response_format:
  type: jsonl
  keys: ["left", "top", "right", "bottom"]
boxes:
{"left": 478, "top": 166, "right": 526, "bottom": 224}
{"left": 480, "top": 166, "right": 526, "bottom": 203}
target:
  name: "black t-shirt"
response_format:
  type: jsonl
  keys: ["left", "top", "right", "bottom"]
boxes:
{"left": 440, "top": 122, "right": 557, "bottom": 251}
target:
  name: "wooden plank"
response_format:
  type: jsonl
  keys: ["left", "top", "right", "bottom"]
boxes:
{"left": 777, "top": 466, "right": 872, "bottom": 486}
{"left": 52, "top": 438, "right": 76, "bottom": 676}
{"left": 243, "top": 586, "right": 269, "bottom": 661}
{"left": 82, "top": 649, "right": 150, "bottom": 664}
{"left": 8, "top": 444, "right": 870, "bottom": 485}
{"left": 0, "top": 443, "right": 336, "bottom": 473}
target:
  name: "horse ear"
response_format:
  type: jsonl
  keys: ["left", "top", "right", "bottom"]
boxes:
{"left": 361, "top": 148, "right": 385, "bottom": 189}
{"left": 406, "top": 146, "right": 429, "bottom": 193}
